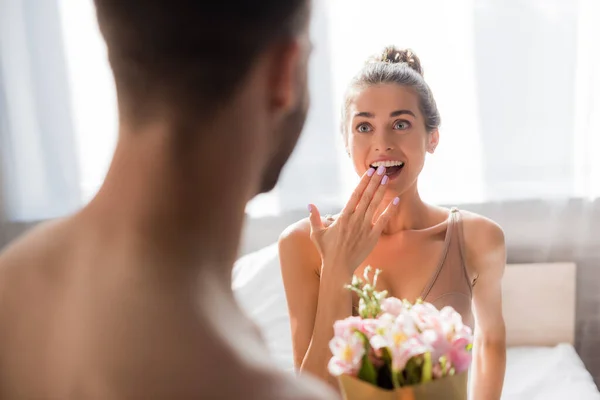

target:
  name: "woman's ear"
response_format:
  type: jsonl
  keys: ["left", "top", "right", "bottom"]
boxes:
{"left": 427, "top": 129, "right": 440, "bottom": 154}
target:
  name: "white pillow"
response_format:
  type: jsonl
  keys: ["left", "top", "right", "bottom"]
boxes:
{"left": 232, "top": 243, "right": 295, "bottom": 372}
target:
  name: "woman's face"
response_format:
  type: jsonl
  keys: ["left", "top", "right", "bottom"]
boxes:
{"left": 345, "top": 83, "right": 438, "bottom": 195}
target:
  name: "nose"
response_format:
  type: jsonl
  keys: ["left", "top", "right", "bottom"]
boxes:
{"left": 374, "top": 131, "right": 394, "bottom": 152}
{"left": 375, "top": 146, "right": 394, "bottom": 152}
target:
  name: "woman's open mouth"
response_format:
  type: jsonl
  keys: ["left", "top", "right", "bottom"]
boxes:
{"left": 370, "top": 161, "right": 405, "bottom": 180}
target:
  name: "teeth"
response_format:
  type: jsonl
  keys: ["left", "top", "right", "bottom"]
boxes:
{"left": 370, "top": 160, "right": 404, "bottom": 168}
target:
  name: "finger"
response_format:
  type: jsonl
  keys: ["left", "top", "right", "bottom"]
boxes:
{"left": 308, "top": 204, "right": 325, "bottom": 233}
{"left": 354, "top": 166, "right": 386, "bottom": 217}
{"left": 373, "top": 196, "right": 400, "bottom": 233}
{"left": 365, "top": 175, "right": 390, "bottom": 223}
{"left": 340, "top": 167, "right": 376, "bottom": 218}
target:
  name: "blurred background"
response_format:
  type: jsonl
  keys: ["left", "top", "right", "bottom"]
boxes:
{"left": 1, "top": 0, "right": 600, "bottom": 393}
{"left": 1, "top": 0, "right": 599, "bottom": 222}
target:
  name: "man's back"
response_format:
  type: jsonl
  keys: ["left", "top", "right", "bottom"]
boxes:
{"left": 0, "top": 217, "right": 333, "bottom": 399}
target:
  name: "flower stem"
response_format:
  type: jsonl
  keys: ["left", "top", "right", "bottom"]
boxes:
{"left": 392, "top": 370, "right": 403, "bottom": 389}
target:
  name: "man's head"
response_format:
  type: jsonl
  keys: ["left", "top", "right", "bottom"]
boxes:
{"left": 94, "top": 0, "right": 311, "bottom": 195}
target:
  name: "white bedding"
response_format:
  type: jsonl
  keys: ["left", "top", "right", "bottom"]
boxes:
{"left": 232, "top": 244, "right": 600, "bottom": 399}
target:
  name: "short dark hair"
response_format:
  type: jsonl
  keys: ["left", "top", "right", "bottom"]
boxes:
{"left": 94, "top": 1, "right": 309, "bottom": 119}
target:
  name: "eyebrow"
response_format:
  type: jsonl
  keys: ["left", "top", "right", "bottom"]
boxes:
{"left": 354, "top": 110, "right": 416, "bottom": 118}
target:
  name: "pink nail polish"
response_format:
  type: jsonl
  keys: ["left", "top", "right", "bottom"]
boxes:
{"left": 377, "top": 166, "right": 386, "bottom": 176}
{"left": 393, "top": 197, "right": 400, "bottom": 205}
{"left": 381, "top": 175, "right": 389, "bottom": 185}
{"left": 367, "top": 168, "right": 375, "bottom": 177}
{"left": 308, "top": 204, "right": 313, "bottom": 212}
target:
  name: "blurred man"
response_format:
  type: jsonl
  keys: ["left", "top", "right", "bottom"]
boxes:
{"left": 0, "top": 1, "right": 336, "bottom": 398}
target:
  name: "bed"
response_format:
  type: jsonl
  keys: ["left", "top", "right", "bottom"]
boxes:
{"left": 232, "top": 245, "right": 600, "bottom": 399}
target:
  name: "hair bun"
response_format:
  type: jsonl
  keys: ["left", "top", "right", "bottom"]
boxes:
{"left": 378, "top": 46, "right": 423, "bottom": 76}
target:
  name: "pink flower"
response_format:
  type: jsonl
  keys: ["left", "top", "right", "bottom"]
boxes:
{"left": 420, "top": 328, "right": 451, "bottom": 361}
{"left": 447, "top": 337, "right": 472, "bottom": 373}
{"left": 432, "top": 363, "right": 444, "bottom": 379}
{"left": 333, "top": 317, "right": 365, "bottom": 339}
{"left": 390, "top": 337, "right": 430, "bottom": 371}
{"left": 390, "top": 346, "right": 413, "bottom": 371}
{"left": 419, "top": 325, "right": 473, "bottom": 373}
{"left": 440, "top": 306, "right": 464, "bottom": 325}
{"left": 369, "top": 313, "right": 417, "bottom": 351}
{"left": 439, "top": 306, "right": 473, "bottom": 340}
{"left": 453, "top": 322, "right": 474, "bottom": 343}
{"left": 369, "top": 313, "right": 429, "bottom": 372}
{"left": 328, "top": 334, "right": 366, "bottom": 376}
{"left": 380, "top": 297, "right": 405, "bottom": 317}
{"left": 360, "top": 318, "right": 381, "bottom": 339}
{"left": 410, "top": 302, "right": 444, "bottom": 331}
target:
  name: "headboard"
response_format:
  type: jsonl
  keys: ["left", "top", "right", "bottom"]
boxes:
{"left": 502, "top": 262, "right": 576, "bottom": 347}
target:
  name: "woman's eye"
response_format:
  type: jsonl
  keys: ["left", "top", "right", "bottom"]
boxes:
{"left": 357, "top": 123, "right": 372, "bottom": 133}
{"left": 394, "top": 120, "right": 411, "bottom": 130}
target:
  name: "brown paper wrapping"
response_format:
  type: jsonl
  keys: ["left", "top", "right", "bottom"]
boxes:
{"left": 338, "top": 372, "right": 468, "bottom": 400}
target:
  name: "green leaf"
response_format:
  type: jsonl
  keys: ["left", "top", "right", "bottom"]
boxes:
{"left": 421, "top": 352, "right": 432, "bottom": 383}
{"left": 358, "top": 353, "right": 377, "bottom": 385}
{"left": 352, "top": 331, "right": 378, "bottom": 385}
{"left": 403, "top": 358, "right": 416, "bottom": 385}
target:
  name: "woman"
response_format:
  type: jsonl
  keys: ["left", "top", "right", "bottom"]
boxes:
{"left": 279, "top": 47, "right": 506, "bottom": 398}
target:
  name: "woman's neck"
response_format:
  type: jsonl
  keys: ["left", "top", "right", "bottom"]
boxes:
{"left": 378, "top": 185, "right": 441, "bottom": 235}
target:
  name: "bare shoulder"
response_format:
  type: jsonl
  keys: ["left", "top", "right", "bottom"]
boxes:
{"left": 258, "top": 368, "right": 339, "bottom": 400}
{"left": 278, "top": 218, "right": 320, "bottom": 274}
{"left": 459, "top": 210, "right": 505, "bottom": 247}
{"left": 0, "top": 218, "right": 70, "bottom": 277}
{"left": 280, "top": 217, "right": 313, "bottom": 242}
{"left": 279, "top": 212, "right": 337, "bottom": 250}
{"left": 279, "top": 211, "right": 339, "bottom": 243}
{"left": 224, "top": 356, "right": 337, "bottom": 400}
{"left": 0, "top": 218, "right": 72, "bottom": 317}
{"left": 458, "top": 210, "right": 506, "bottom": 276}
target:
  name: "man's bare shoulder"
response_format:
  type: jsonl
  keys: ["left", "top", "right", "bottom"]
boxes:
{"left": 250, "top": 367, "right": 339, "bottom": 400}
{"left": 0, "top": 218, "right": 72, "bottom": 279}
{"left": 0, "top": 218, "right": 74, "bottom": 318}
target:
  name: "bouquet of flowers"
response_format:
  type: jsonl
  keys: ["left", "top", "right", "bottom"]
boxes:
{"left": 328, "top": 268, "right": 472, "bottom": 400}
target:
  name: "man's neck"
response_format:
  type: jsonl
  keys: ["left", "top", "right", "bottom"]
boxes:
{"left": 82, "top": 125, "right": 255, "bottom": 289}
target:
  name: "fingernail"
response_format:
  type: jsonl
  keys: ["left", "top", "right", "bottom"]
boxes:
{"left": 393, "top": 197, "right": 400, "bottom": 205}
{"left": 367, "top": 168, "right": 375, "bottom": 177}
{"left": 308, "top": 204, "right": 313, "bottom": 212}
{"left": 377, "top": 166, "right": 386, "bottom": 176}
{"left": 381, "top": 175, "right": 389, "bottom": 185}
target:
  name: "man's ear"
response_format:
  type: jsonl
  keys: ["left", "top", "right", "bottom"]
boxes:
{"left": 427, "top": 129, "right": 440, "bottom": 153}
{"left": 267, "top": 39, "right": 302, "bottom": 113}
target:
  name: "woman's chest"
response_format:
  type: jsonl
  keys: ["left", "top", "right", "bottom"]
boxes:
{"left": 352, "top": 231, "right": 449, "bottom": 311}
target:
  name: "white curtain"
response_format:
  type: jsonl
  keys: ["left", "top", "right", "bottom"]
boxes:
{"left": 1, "top": 0, "right": 599, "bottom": 222}
{"left": 0, "top": 0, "right": 82, "bottom": 221}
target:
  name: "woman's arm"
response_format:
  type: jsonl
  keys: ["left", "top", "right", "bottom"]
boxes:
{"left": 279, "top": 167, "right": 398, "bottom": 389}
{"left": 279, "top": 222, "right": 353, "bottom": 388}
{"left": 464, "top": 215, "right": 507, "bottom": 400}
